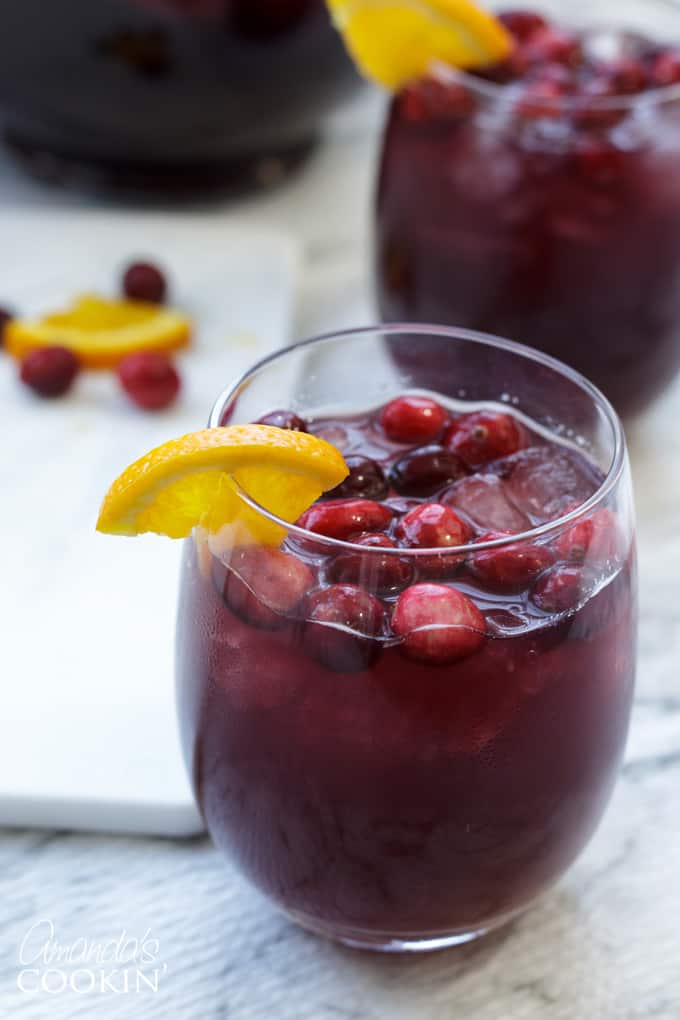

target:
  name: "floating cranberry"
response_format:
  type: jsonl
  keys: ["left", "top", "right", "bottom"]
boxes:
{"left": 398, "top": 78, "right": 475, "bottom": 123}
{"left": 396, "top": 503, "right": 470, "bottom": 578}
{"left": 392, "top": 583, "right": 486, "bottom": 665}
{"left": 297, "top": 498, "right": 393, "bottom": 540}
{"left": 381, "top": 395, "right": 448, "bottom": 443}
{"left": 650, "top": 49, "right": 680, "bottom": 87}
{"left": 524, "top": 27, "right": 582, "bottom": 67}
{"left": 531, "top": 63, "right": 574, "bottom": 89}
{"left": 390, "top": 445, "right": 467, "bottom": 497}
{"left": 118, "top": 351, "right": 181, "bottom": 410}
{"left": 554, "top": 508, "right": 621, "bottom": 566}
{"left": 517, "top": 77, "right": 570, "bottom": 118}
{"left": 122, "top": 261, "right": 167, "bottom": 304}
{"left": 327, "top": 455, "right": 388, "bottom": 501}
{"left": 395, "top": 503, "right": 469, "bottom": 549}
{"left": 256, "top": 409, "right": 308, "bottom": 432}
{"left": 573, "top": 75, "right": 628, "bottom": 129}
{"left": 0, "top": 306, "right": 13, "bottom": 346}
{"left": 605, "top": 57, "right": 648, "bottom": 95}
{"left": 304, "top": 584, "right": 385, "bottom": 673}
{"left": 498, "top": 10, "right": 548, "bottom": 42}
{"left": 574, "top": 140, "right": 626, "bottom": 186}
{"left": 444, "top": 411, "right": 524, "bottom": 468}
{"left": 471, "top": 531, "right": 554, "bottom": 588}
{"left": 532, "top": 564, "right": 587, "bottom": 614}
{"left": 328, "top": 532, "right": 413, "bottom": 594}
{"left": 214, "top": 545, "right": 314, "bottom": 630}
{"left": 19, "top": 346, "right": 79, "bottom": 398}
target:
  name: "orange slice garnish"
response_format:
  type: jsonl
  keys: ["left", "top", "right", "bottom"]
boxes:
{"left": 5, "top": 294, "right": 191, "bottom": 369}
{"left": 327, "top": 0, "right": 512, "bottom": 89}
{"left": 96, "top": 425, "right": 348, "bottom": 544}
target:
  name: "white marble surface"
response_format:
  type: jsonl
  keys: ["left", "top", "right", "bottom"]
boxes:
{"left": 2, "top": 92, "right": 680, "bottom": 1019}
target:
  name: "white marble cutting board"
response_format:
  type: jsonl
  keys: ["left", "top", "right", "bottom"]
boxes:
{"left": 0, "top": 211, "right": 299, "bottom": 836}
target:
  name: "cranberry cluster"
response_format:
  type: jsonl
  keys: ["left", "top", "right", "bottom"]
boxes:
{"left": 1, "top": 260, "right": 180, "bottom": 408}
{"left": 399, "top": 8, "right": 680, "bottom": 127}
{"left": 211, "top": 395, "right": 622, "bottom": 672}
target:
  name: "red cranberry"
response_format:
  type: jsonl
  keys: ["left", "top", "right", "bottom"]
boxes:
{"left": 390, "top": 445, "right": 467, "bottom": 497}
{"left": 122, "top": 261, "right": 167, "bottom": 304}
{"left": 297, "top": 498, "right": 393, "bottom": 540}
{"left": 256, "top": 409, "right": 308, "bottom": 432}
{"left": 498, "top": 10, "right": 548, "bottom": 42}
{"left": 573, "top": 75, "right": 627, "bottom": 129}
{"left": 392, "top": 583, "right": 486, "bottom": 665}
{"left": 328, "top": 532, "right": 413, "bottom": 594}
{"left": 0, "top": 306, "right": 13, "bottom": 346}
{"left": 650, "top": 49, "right": 680, "bottom": 87}
{"left": 19, "top": 346, "right": 79, "bottom": 398}
{"left": 471, "top": 531, "right": 554, "bottom": 588}
{"left": 399, "top": 79, "right": 475, "bottom": 122}
{"left": 524, "top": 28, "right": 582, "bottom": 67}
{"left": 327, "top": 455, "right": 388, "bottom": 501}
{"left": 214, "top": 545, "right": 314, "bottom": 630}
{"left": 517, "top": 77, "right": 570, "bottom": 118}
{"left": 530, "top": 63, "right": 574, "bottom": 89}
{"left": 574, "top": 140, "right": 626, "bottom": 186}
{"left": 503, "top": 47, "right": 532, "bottom": 79}
{"left": 395, "top": 503, "right": 469, "bottom": 549}
{"left": 381, "top": 395, "right": 448, "bottom": 443}
{"left": 118, "top": 352, "right": 180, "bottom": 410}
{"left": 304, "top": 584, "right": 385, "bottom": 673}
{"left": 531, "top": 564, "right": 587, "bottom": 614}
{"left": 554, "top": 508, "right": 621, "bottom": 566}
{"left": 396, "top": 503, "right": 470, "bottom": 579}
{"left": 605, "top": 57, "right": 648, "bottom": 95}
{"left": 444, "top": 411, "right": 524, "bottom": 468}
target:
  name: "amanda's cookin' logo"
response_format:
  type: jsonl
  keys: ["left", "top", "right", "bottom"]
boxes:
{"left": 17, "top": 919, "right": 167, "bottom": 995}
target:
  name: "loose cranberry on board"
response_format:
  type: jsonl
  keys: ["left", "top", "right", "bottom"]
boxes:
{"left": 118, "top": 352, "right": 181, "bottom": 410}
{"left": 19, "top": 346, "right": 79, "bottom": 398}
{"left": 122, "top": 261, "right": 167, "bottom": 304}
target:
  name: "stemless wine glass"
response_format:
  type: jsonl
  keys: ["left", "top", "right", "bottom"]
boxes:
{"left": 176, "top": 325, "right": 637, "bottom": 952}
{"left": 375, "top": 0, "right": 680, "bottom": 417}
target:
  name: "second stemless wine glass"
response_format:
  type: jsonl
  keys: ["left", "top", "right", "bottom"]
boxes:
{"left": 176, "top": 325, "right": 637, "bottom": 952}
{"left": 375, "top": 0, "right": 680, "bottom": 417}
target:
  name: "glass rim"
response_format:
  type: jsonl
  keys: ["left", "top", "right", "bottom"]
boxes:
{"left": 208, "top": 323, "right": 627, "bottom": 558}
{"left": 429, "top": 59, "right": 680, "bottom": 112}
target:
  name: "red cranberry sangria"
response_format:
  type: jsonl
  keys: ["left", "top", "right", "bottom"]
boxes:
{"left": 176, "top": 325, "right": 637, "bottom": 951}
{"left": 376, "top": 1, "right": 680, "bottom": 416}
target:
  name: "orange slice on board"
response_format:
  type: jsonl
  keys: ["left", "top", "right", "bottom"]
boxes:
{"left": 5, "top": 294, "right": 191, "bottom": 369}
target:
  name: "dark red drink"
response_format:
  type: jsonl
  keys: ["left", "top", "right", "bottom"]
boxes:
{"left": 376, "top": 3, "right": 680, "bottom": 416}
{"left": 177, "top": 327, "right": 637, "bottom": 950}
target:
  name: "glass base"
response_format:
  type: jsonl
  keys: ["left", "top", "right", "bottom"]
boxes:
{"left": 3, "top": 129, "right": 317, "bottom": 200}
{"left": 283, "top": 909, "right": 501, "bottom": 954}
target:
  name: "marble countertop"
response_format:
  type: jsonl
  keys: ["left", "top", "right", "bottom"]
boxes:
{"left": 2, "top": 93, "right": 680, "bottom": 1020}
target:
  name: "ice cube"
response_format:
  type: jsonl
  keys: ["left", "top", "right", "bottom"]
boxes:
{"left": 442, "top": 474, "right": 531, "bottom": 533}
{"left": 583, "top": 29, "right": 646, "bottom": 63}
{"left": 494, "top": 446, "right": 603, "bottom": 524}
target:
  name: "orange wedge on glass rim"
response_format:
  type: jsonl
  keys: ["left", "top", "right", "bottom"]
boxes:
{"left": 327, "top": 0, "right": 512, "bottom": 89}
{"left": 4, "top": 293, "right": 191, "bottom": 369}
{"left": 96, "top": 425, "right": 349, "bottom": 546}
